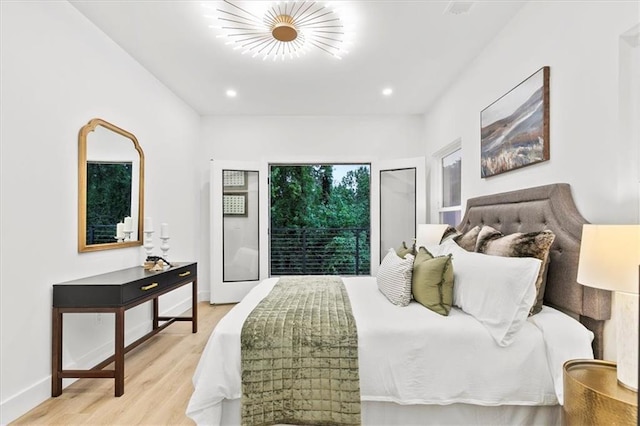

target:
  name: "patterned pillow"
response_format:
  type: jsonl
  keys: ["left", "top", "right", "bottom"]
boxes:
{"left": 453, "top": 225, "right": 482, "bottom": 251}
{"left": 412, "top": 247, "right": 454, "bottom": 316}
{"left": 377, "top": 248, "right": 414, "bottom": 306}
{"left": 475, "top": 226, "right": 556, "bottom": 315}
{"left": 440, "top": 226, "right": 460, "bottom": 243}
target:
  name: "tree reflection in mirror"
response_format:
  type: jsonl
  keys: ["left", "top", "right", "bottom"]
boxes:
{"left": 86, "top": 162, "right": 133, "bottom": 244}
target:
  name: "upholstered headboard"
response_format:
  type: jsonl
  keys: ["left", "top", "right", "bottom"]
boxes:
{"left": 457, "top": 183, "right": 611, "bottom": 359}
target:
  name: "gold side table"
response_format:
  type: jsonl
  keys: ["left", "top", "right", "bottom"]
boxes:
{"left": 563, "top": 359, "right": 637, "bottom": 426}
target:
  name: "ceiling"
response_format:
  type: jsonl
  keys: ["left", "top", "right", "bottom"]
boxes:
{"left": 70, "top": 1, "right": 527, "bottom": 116}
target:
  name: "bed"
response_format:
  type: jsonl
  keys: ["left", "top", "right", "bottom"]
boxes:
{"left": 187, "top": 183, "right": 611, "bottom": 425}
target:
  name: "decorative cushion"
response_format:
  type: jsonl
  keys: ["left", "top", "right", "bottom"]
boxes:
{"left": 440, "top": 226, "right": 460, "bottom": 243}
{"left": 395, "top": 241, "right": 415, "bottom": 259}
{"left": 412, "top": 247, "right": 454, "bottom": 316}
{"left": 437, "top": 239, "right": 541, "bottom": 346}
{"left": 377, "top": 248, "right": 415, "bottom": 307}
{"left": 475, "top": 226, "right": 556, "bottom": 315}
{"left": 452, "top": 225, "right": 482, "bottom": 251}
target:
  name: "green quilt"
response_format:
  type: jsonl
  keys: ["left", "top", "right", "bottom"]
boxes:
{"left": 241, "top": 276, "right": 361, "bottom": 426}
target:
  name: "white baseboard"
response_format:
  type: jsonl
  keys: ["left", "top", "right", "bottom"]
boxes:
{"left": 198, "top": 290, "right": 211, "bottom": 303}
{"left": 0, "top": 296, "right": 194, "bottom": 425}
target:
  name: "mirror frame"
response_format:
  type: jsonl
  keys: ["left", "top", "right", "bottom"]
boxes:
{"left": 78, "top": 118, "right": 145, "bottom": 252}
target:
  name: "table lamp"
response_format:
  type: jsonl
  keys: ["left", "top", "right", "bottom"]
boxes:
{"left": 577, "top": 224, "right": 640, "bottom": 390}
{"left": 416, "top": 223, "right": 450, "bottom": 248}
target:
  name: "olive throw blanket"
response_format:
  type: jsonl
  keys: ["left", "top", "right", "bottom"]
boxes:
{"left": 240, "top": 276, "right": 361, "bottom": 426}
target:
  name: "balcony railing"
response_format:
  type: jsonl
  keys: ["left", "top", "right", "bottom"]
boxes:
{"left": 270, "top": 227, "right": 370, "bottom": 276}
{"left": 87, "top": 224, "right": 116, "bottom": 244}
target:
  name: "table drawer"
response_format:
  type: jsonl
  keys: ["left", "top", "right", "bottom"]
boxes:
{"left": 121, "top": 263, "right": 197, "bottom": 304}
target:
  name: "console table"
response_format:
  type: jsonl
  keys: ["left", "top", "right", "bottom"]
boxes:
{"left": 51, "top": 262, "right": 197, "bottom": 397}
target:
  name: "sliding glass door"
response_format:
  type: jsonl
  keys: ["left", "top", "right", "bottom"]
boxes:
{"left": 211, "top": 157, "right": 425, "bottom": 302}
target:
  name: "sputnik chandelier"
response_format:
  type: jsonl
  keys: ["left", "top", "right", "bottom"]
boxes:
{"left": 203, "top": 1, "right": 352, "bottom": 61}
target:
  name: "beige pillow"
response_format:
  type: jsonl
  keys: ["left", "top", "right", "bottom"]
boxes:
{"left": 411, "top": 247, "right": 454, "bottom": 316}
{"left": 475, "top": 226, "right": 556, "bottom": 315}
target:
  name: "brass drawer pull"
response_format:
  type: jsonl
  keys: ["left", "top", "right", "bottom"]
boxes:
{"left": 178, "top": 271, "right": 191, "bottom": 277}
{"left": 141, "top": 283, "right": 159, "bottom": 291}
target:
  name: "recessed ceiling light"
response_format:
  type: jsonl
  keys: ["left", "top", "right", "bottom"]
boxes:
{"left": 382, "top": 87, "right": 393, "bottom": 96}
{"left": 226, "top": 89, "right": 237, "bottom": 98}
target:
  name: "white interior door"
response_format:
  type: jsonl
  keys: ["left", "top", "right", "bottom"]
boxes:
{"left": 371, "top": 158, "right": 426, "bottom": 274}
{"left": 210, "top": 160, "right": 268, "bottom": 303}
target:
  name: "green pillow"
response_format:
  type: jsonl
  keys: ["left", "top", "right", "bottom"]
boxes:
{"left": 395, "top": 241, "right": 416, "bottom": 259}
{"left": 412, "top": 248, "right": 454, "bottom": 316}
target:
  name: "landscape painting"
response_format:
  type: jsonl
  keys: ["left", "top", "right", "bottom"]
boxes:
{"left": 481, "top": 66, "right": 549, "bottom": 178}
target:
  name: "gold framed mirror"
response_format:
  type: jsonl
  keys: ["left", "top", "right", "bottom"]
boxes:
{"left": 78, "top": 118, "right": 144, "bottom": 252}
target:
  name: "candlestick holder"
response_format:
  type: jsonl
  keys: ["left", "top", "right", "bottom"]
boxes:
{"left": 160, "top": 236, "right": 170, "bottom": 260}
{"left": 123, "top": 230, "right": 133, "bottom": 242}
{"left": 144, "top": 230, "right": 154, "bottom": 258}
{"left": 115, "top": 236, "right": 124, "bottom": 243}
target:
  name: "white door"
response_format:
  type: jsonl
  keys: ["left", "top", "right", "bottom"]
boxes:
{"left": 371, "top": 158, "right": 426, "bottom": 274}
{"left": 210, "top": 160, "right": 268, "bottom": 303}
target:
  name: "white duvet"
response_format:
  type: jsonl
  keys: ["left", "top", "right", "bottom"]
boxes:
{"left": 186, "top": 277, "right": 594, "bottom": 425}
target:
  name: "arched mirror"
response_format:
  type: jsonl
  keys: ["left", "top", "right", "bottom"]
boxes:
{"left": 78, "top": 118, "right": 144, "bottom": 252}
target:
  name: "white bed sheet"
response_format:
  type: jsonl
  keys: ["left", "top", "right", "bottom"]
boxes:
{"left": 187, "top": 277, "right": 594, "bottom": 425}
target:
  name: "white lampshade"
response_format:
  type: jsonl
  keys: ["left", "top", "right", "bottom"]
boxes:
{"left": 416, "top": 223, "right": 450, "bottom": 248}
{"left": 577, "top": 225, "right": 640, "bottom": 294}
{"left": 577, "top": 224, "right": 640, "bottom": 391}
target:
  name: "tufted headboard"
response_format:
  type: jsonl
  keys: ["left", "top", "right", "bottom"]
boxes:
{"left": 457, "top": 183, "right": 611, "bottom": 359}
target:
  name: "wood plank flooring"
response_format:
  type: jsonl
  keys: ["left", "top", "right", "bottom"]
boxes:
{"left": 12, "top": 302, "right": 234, "bottom": 425}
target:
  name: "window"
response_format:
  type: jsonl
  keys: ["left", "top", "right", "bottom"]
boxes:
{"left": 269, "top": 164, "right": 371, "bottom": 276}
{"left": 432, "top": 141, "right": 462, "bottom": 226}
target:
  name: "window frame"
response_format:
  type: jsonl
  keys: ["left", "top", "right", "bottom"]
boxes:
{"left": 431, "top": 139, "right": 462, "bottom": 226}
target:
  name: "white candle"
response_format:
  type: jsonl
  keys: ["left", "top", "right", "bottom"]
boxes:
{"left": 116, "top": 222, "right": 125, "bottom": 239}
{"left": 144, "top": 217, "right": 153, "bottom": 232}
{"left": 123, "top": 216, "right": 132, "bottom": 232}
{"left": 161, "top": 223, "right": 169, "bottom": 238}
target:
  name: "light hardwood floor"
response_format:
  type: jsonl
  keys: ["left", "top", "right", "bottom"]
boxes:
{"left": 12, "top": 302, "right": 235, "bottom": 425}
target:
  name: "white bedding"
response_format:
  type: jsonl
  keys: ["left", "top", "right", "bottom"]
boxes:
{"left": 186, "top": 277, "right": 594, "bottom": 425}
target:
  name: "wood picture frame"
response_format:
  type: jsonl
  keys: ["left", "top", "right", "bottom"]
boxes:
{"left": 481, "top": 66, "right": 550, "bottom": 178}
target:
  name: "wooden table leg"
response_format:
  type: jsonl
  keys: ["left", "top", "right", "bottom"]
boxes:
{"left": 51, "top": 307, "right": 62, "bottom": 397}
{"left": 114, "top": 307, "right": 125, "bottom": 397}
{"left": 152, "top": 297, "right": 159, "bottom": 330}
{"left": 192, "top": 278, "right": 198, "bottom": 333}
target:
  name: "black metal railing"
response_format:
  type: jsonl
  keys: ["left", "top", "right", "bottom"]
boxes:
{"left": 87, "top": 224, "right": 116, "bottom": 244}
{"left": 270, "top": 227, "right": 370, "bottom": 276}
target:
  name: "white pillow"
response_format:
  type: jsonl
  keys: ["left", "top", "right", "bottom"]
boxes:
{"left": 376, "top": 248, "right": 414, "bottom": 306}
{"left": 437, "top": 239, "right": 541, "bottom": 346}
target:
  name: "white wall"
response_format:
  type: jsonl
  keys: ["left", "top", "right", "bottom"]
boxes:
{"left": 198, "top": 115, "right": 425, "bottom": 298}
{"left": 422, "top": 1, "right": 640, "bottom": 360}
{"left": 0, "top": 2, "right": 201, "bottom": 423}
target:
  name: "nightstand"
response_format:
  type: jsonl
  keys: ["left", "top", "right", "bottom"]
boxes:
{"left": 563, "top": 359, "right": 637, "bottom": 426}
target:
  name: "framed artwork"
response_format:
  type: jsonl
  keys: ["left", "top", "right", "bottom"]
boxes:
{"left": 223, "top": 192, "right": 247, "bottom": 216}
{"left": 481, "top": 66, "right": 550, "bottom": 178}
{"left": 223, "top": 170, "right": 247, "bottom": 190}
